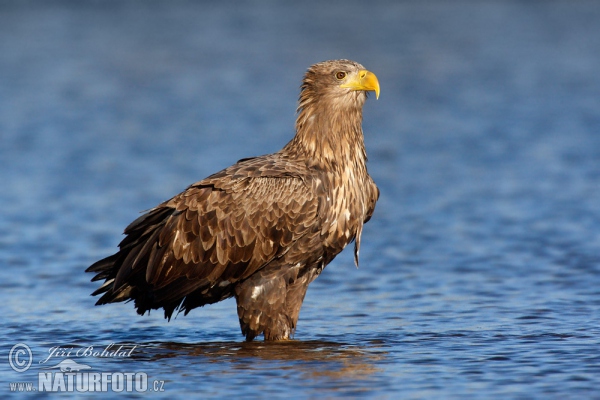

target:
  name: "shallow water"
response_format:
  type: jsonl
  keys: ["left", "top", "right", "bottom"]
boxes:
{"left": 2, "top": 1, "right": 600, "bottom": 398}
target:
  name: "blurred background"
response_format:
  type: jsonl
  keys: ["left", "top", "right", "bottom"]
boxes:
{"left": 1, "top": 1, "right": 599, "bottom": 398}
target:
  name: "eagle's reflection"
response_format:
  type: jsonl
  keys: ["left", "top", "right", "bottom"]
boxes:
{"left": 134, "top": 340, "right": 385, "bottom": 379}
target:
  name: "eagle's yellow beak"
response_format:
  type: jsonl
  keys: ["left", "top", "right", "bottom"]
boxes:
{"left": 340, "top": 70, "right": 380, "bottom": 99}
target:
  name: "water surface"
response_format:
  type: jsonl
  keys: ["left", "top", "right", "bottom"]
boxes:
{"left": 1, "top": 1, "right": 600, "bottom": 398}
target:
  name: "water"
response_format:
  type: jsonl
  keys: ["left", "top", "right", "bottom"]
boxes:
{"left": 1, "top": 1, "right": 600, "bottom": 398}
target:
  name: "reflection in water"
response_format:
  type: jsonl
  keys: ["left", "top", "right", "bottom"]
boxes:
{"left": 133, "top": 340, "right": 384, "bottom": 380}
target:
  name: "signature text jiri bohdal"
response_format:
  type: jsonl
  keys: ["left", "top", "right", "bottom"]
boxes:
{"left": 39, "top": 344, "right": 137, "bottom": 365}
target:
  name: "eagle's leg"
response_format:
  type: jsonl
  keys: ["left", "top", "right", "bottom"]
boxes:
{"left": 234, "top": 265, "right": 319, "bottom": 341}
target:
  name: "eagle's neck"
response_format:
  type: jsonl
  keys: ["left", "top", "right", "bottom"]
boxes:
{"left": 284, "top": 92, "right": 368, "bottom": 174}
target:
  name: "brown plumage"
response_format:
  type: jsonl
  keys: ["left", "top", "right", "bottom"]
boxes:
{"left": 86, "top": 59, "right": 380, "bottom": 341}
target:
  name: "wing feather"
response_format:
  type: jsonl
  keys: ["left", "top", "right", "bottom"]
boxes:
{"left": 87, "top": 156, "right": 321, "bottom": 318}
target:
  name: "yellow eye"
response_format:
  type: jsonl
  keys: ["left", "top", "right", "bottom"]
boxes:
{"left": 335, "top": 71, "right": 346, "bottom": 80}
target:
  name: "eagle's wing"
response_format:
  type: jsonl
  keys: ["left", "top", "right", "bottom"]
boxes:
{"left": 87, "top": 156, "right": 320, "bottom": 318}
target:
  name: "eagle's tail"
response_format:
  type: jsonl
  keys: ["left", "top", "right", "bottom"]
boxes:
{"left": 85, "top": 206, "right": 175, "bottom": 311}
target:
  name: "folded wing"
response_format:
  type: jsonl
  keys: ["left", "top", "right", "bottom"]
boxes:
{"left": 86, "top": 156, "right": 320, "bottom": 318}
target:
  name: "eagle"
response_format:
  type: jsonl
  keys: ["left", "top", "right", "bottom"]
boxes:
{"left": 86, "top": 59, "right": 380, "bottom": 341}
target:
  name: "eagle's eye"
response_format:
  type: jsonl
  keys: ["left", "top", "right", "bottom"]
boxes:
{"left": 335, "top": 71, "right": 346, "bottom": 80}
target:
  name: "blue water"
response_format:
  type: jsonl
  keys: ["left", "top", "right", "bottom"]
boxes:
{"left": 2, "top": 1, "right": 600, "bottom": 398}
